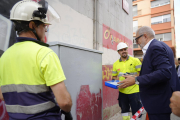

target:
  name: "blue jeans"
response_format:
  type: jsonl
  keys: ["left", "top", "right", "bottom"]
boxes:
{"left": 118, "top": 92, "right": 142, "bottom": 116}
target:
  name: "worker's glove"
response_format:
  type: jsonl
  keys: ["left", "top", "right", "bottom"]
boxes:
{"left": 61, "top": 110, "right": 73, "bottom": 120}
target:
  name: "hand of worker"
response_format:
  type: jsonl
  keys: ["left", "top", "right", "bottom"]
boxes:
{"left": 61, "top": 110, "right": 73, "bottom": 120}
{"left": 170, "top": 91, "right": 180, "bottom": 117}
{"left": 117, "top": 75, "right": 135, "bottom": 88}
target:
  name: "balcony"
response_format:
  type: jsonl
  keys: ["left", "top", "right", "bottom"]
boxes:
{"left": 151, "top": 18, "right": 171, "bottom": 25}
{"left": 163, "top": 18, "right": 171, "bottom": 22}
{"left": 133, "top": 10, "right": 142, "bottom": 17}
{"left": 151, "top": 22, "right": 171, "bottom": 34}
{"left": 151, "top": 1, "right": 170, "bottom": 8}
{"left": 133, "top": 44, "right": 139, "bottom": 48}
{"left": 133, "top": 11, "right": 138, "bottom": 17}
{"left": 151, "top": 4, "right": 170, "bottom": 15}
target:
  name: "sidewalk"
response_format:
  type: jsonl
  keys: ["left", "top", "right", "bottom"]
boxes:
{"left": 108, "top": 111, "right": 180, "bottom": 120}
{"left": 108, "top": 110, "right": 146, "bottom": 120}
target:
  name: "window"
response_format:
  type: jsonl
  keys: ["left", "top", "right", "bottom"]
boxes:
{"left": 155, "top": 34, "right": 163, "bottom": 41}
{"left": 133, "top": 5, "right": 137, "bottom": 17}
{"left": 151, "top": 0, "right": 170, "bottom": 8}
{"left": 164, "top": 33, "right": 171, "bottom": 41}
{"left": 163, "top": 14, "right": 171, "bottom": 23}
{"left": 133, "top": 37, "right": 136, "bottom": 44}
{"left": 151, "top": 14, "right": 171, "bottom": 25}
{"left": 133, "top": 37, "right": 138, "bottom": 48}
{"left": 155, "top": 33, "right": 171, "bottom": 41}
{"left": 133, "top": 21, "right": 138, "bottom": 33}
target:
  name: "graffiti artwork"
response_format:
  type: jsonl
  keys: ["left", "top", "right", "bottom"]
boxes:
{"left": 102, "top": 65, "right": 119, "bottom": 108}
{"left": 76, "top": 85, "right": 102, "bottom": 120}
{"left": 103, "top": 24, "right": 133, "bottom": 55}
{"left": 102, "top": 65, "right": 120, "bottom": 120}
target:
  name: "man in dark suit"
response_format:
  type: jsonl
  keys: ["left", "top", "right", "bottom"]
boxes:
{"left": 118, "top": 26, "right": 180, "bottom": 120}
{"left": 176, "top": 58, "right": 180, "bottom": 81}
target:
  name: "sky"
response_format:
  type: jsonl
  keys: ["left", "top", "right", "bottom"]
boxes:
{"left": 174, "top": 0, "right": 180, "bottom": 58}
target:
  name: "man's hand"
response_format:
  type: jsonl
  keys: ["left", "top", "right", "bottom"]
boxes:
{"left": 0, "top": 87, "right": 4, "bottom": 101}
{"left": 117, "top": 75, "right": 136, "bottom": 88}
{"left": 170, "top": 91, "right": 180, "bottom": 117}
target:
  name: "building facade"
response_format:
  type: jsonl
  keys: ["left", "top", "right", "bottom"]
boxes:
{"left": 132, "top": 0, "right": 176, "bottom": 58}
{"left": 0, "top": 0, "right": 133, "bottom": 120}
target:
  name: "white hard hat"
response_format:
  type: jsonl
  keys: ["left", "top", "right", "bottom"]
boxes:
{"left": 117, "top": 42, "right": 128, "bottom": 51}
{"left": 10, "top": 0, "right": 51, "bottom": 25}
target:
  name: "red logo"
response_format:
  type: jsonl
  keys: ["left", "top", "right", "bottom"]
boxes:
{"left": 118, "top": 69, "right": 120, "bottom": 71}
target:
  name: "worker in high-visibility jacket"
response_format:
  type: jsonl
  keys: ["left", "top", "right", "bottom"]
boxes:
{"left": 0, "top": 0, "right": 72, "bottom": 120}
{"left": 112, "top": 42, "right": 142, "bottom": 120}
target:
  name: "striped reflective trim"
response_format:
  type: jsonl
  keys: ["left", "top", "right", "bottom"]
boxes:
{"left": 1, "top": 84, "right": 49, "bottom": 94}
{"left": 118, "top": 72, "right": 124, "bottom": 77}
{"left": 129, "top": 72, "right": 138, "bottom": 75}
{"left": 121, "top": 112, "right": 129, "bottom": 116}
{"left": 6, "top": 101, "right": 55, "bottom": 114}
{"left": 112, "top": 71, "right": 117, "bottom": 74}
{"left": 135, "top": 65, "right": 142, "bottom": 69}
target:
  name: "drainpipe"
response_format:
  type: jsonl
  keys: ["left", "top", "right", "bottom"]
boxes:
{"left": 93, "top": 0, "right": 98, "bottom": 50}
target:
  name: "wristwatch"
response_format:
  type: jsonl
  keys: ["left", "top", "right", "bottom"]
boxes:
{"left": 135, "top": 77, "right": 139, "bottom": 85}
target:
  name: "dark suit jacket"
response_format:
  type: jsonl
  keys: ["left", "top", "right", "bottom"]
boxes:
{"left": 137, "top": 39, "right": 180, "bottom": 114}
{"left": 176, "top": 65, "right": 179, "bottom": 72}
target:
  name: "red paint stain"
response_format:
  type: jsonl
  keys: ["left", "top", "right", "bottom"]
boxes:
{"left": 0, "top": 100, "right": 9, "bottom": 120}
{"left": 76, "top": 85, "right": 102, "bottom": 120}
{"left": 102, "top": 65, "right": 119, "bottom": 109}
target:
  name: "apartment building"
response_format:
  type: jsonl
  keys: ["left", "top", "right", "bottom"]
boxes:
{"left": 132, "top": 0, "right": 176, "bottom": 58}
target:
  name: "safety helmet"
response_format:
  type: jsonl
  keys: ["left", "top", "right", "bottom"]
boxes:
{"left": 117, "top": 42, "right": 128, "bottom": 51}
{"left": 10, "top": 0, "right": 51, "bottom": 25}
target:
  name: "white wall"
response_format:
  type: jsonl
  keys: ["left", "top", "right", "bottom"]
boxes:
{"left": 47, "top": 0, "right": 133, "bottom": 65}
{"left": 47, "top": 0, "right": 93, "bottom": 49}
{"left": 97, "top": 0, "right": 133, "bottom": 65}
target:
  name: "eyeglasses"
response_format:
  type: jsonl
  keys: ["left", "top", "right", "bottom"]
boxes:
{"left": 43, "top": 24, "right": 49, "bottom": 32}
{"left": 135, "top": 34, "right": 144, "bottom": 42}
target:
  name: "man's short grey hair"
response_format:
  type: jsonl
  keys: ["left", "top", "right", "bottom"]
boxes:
{"left": 136, "top": 26, "right": 155, "bottom": 38}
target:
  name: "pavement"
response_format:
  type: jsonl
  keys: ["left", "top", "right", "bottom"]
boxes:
{"left": 108, "top": 110, "right": 146, "bottom": 120}
{"left": 108, "top": 110, "right": 180, "bottom": 120}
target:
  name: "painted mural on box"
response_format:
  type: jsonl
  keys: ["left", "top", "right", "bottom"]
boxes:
{"left": 76, "top": 85, "right": 102, "bottom": 120}
{"left": 103, "top": 24, "right": 133, "bottom": 55}
{"left": 102, "top": 65, "right": 120, "bottom": 120}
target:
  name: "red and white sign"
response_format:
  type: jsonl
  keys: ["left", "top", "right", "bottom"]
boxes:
{"left": 130, "top": 107, "right": 144, "bottom": 120}
{"left": 103, "top": 24, "right": 133, "bottom": 55}
{"left": 122, "top": 0, "right": 129, "bottom": 14}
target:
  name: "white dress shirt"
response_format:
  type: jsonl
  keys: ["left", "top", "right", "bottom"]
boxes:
{"left": 177, "top": 65, "right": 180, "bottom": 77}
{"left": 142, "top": 39, "right": 154, "bottom": 58}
